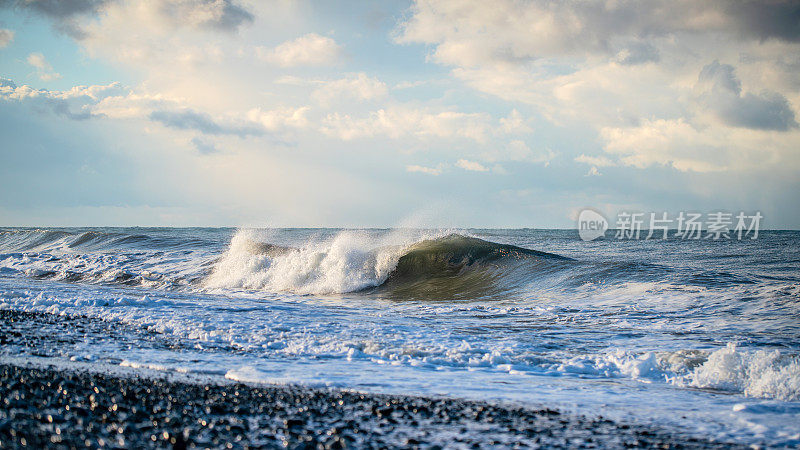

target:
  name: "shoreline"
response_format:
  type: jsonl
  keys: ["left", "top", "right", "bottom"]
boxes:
{"left": 0, "top": 361, "right": 738, "bottom": 449}
{"left": 0, "top": 310, "right": 743, "bottom": 448}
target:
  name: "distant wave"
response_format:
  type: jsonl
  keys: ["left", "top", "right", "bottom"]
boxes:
{"left": 0, "top": 228, "right": 208, "bottom": 253}
{"left": 0, "top": 228, "right": 217, "bottom": 290}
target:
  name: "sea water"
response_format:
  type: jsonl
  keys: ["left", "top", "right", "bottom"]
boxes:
{"left": 0, "top": 227, "right": 798, "bottom": 445}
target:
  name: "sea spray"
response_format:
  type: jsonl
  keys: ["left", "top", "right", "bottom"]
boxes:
{"left": 204, "top": 228, "right": 448, "bottom": 294}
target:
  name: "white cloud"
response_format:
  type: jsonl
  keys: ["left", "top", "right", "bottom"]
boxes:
{"left": 585, "top": 166, "right": 602, "bottom": 176}
{"left": 598, "top": 116, "right": 800, "bottom": 174}
{"left": 246, "top": 106, "right": 310, "bottom": 132}
{"left": 406, "top": 164, "right": 442, "bottom": 175}
{"left": 53, "top": 0, "right": 256, "bottom": 113}
{"left": 79, "top": 1, "right": 237, "bottom": 65}
{"left": 499, "top": 109, "right": 531, "bottom": 134}
{"left": 258, "top": 33, "right": 341, "bottom": 67}
{"left": 483, "top": 140, "right": 555, "bottom": 165}
{"left": 393, "top": 80, "right": 427, "bottom": 90}
{"left": 321, "top": 107, "right": 494, "bottom": 142}
{"left": 26, "top": 53, "right": 48, "bottom": 69}
{"left": 0, "top": 77, "right": 309, "bottom": 140}
{"left": 0, "top": 29, "right": 13, "bottom": 48}
{"left": 455, "top": 159, "right": 489, "bottom": 172}
{"left": 600, "top": 119, "right": 716, "bottom": 172}
{"left": 397, "top": 0, "right": 800, "bottom": 176}
{"left": 312, "top": 73, "right": 387, "bottom": 104}
{"left": 575, "top": 154, "right": 614, "bottom": 167}
{"left": 1, "top": 78, "right": 123, "bottom": 119}
{"left": 27, "top": 52, "right": 62, "bottom": 81}
{"left": 91, "top": 92, "right": 169, "bottom": 119}
{"left": 2, "top": 0, "right": 309, "bottom": 121}
{"left": 279, "top": 73, "right": 388, "bottom": 105}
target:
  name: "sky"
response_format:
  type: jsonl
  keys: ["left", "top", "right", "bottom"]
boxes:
{"left": 0, "top": 0, "right": 798, "bottom": 228}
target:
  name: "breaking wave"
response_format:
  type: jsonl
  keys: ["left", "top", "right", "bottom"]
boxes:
{"left": 204, "top": 230, "right": 570, "bottom": 298}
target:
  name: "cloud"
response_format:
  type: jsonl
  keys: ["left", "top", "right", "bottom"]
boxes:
{"left": 498, "top": 109, "right": 531, "bottom": 134}
{"left": 398, "top": 0, "right": 800, "bottom": 66}
{"left": 0, "top": 77, "right": 307, "bottom": 142}
{"left": 1, "top": 0, "right": 252, "bottom": 38}
{"left": 397, "top": 0, "right": 800, "bottom": 177}
{"left": 599, "top": 116, "right": 800, "bottom": 173}
{"left": 155, "top": 0, "right": 253, "bottom": 32}
{"left": 190, "top": 136, "right": 218, "bottom": 154}
{"left": 724, "top": 1, "right": 800, "bottom": 42}
{"left": 26, "top": 52, "right": 62, "bottom": 81}
{"left": 321, "top": 107, "right": 495, "bottom": 142}
{"left": 2, "top": 0, "right": 109, "bottom": 37}
{"left": 0, "top": 78, "right": 123, "bottom": 119}
{"left": 600, "top": 118, "right": 730, "bottom": 172}
{"left": 66, "top": 0, "right": 253, "bottom": 73}
{"left": 5, "top": 0, "right": 108, "bottom": 18}
{"left": 149, "top": 109, "right": 263, "bottom": 137}
{"left": 614, "top": 42, "right": 660, "bottom": 65}
{"left": 696, "top": 61, "right": 797, "bottom": 131}
{"left": 575, "top": 154, "right": 614, "bottom": 167}
{"left": 406, "top": 164, "right": 442, "bottom": 175}
{"left": 312, "top": 73, "right": 388, "bottom": 104}
{"left": 483, "top": 140, "right": 556, "bottom": 165}
{"left": 0, "top": 28, "right": 14, "bottom": 47}
{"left": 26, "top": 52, "right": 49, "bottom": 69}
{"left": 258, "top": 33, "right": 341, "bottom": 67}
{"left": 320, "top": 107, "right": 536, "bottom": 143}
{"left": 585, "top": 166, "right": 602, "bottom": 176}
{"left": 246, "top": 107, "right": 310, "bottom": 132}
{"left": 278, "top": 73, "right": 387, "bottom": 104}
{"left": 393, "top": 80, "right": 427, "bottom": 90}
{"left": 455, "top": 159, "right": 489, "bottom": 172}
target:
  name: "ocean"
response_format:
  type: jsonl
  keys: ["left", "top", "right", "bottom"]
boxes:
{"left": 1, "top": 227, "right": 798, "bottom": 446}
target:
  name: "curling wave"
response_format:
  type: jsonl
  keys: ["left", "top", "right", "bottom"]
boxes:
{"left": 204, "top": 230, "right": 571, "bottom": 298}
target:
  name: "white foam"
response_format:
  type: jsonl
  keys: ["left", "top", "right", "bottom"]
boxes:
{"left": 687, "top": 343, "right": 800, "bottom": 401}
{"left": 5, "top": 285, "right": 798, "bottom": 403}
{"left": 204, "top": 228, "right": 451, "bottom": 294}
{"left": 120, "top": 360, "right": 189, "bottom": 373}
{"left": 560, "top": 345, "right": 800, "bottom": 401}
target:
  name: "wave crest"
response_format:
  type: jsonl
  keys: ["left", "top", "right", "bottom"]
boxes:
{"left": 204, "top": 230, "right": 568, "bottom": 297}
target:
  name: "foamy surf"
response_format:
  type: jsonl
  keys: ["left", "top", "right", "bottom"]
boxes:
{"left": 559, "top": 345, "right": 800, "bottom": 401}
